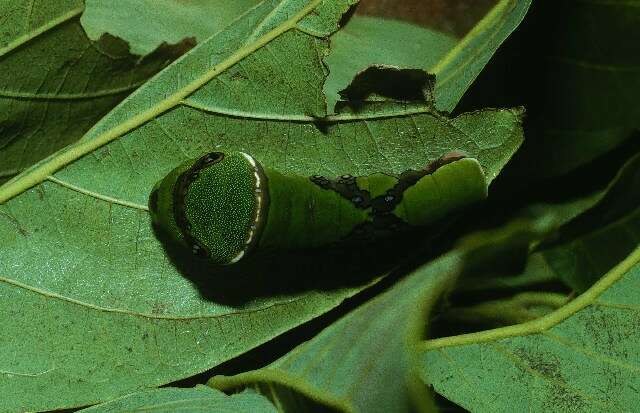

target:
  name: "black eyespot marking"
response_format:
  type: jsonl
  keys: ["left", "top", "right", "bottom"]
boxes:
{"left": 310, "top": 175, "right": 331, "bottom": 189}
{"left": 196, "top": 152, "right": 224, "bottom": 169}
{"left": 149, "top": 188, "right": 159, "bottom": 213}
{"left": 191, "top": 242, "right": 209, "bottom": 258}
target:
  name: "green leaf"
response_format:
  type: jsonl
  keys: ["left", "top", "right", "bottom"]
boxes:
{"left": 210, "top": 251, "right": 465, "bottom": 413}
{"left": 528, "top": 151, "right": 640, "bottom": 292}
{"left": 420, "top": 246, "right": 640, "bottom": 412}
{"left": 78, "top": 386, "right": 277, "bottom": 413}
{"left": 324, "top": 0, "right": 531, "bottom": 113}
{"left": 455, "top": 190, "right": 608, "bottom": 295}
{"left": 81, "top": 0, "right": 261, "bottom": 56}
{"left": 486, "top": 0, "right": 640, "bottom": 178}
{"left": 432, "top": 0, "right": 531, "bottom": 112}
{"left": 0, "top": 1, "right": 523, "bottom": 410}
{"left": 324, "top": 15, "right": 458, "bottom": 112}
{"left": 0, "top": 0, "right": 173, "bottom": 181}
{"left": 208, "top": 217, "right": 551, "bottom": 413}
{"left": 454, "top": 147, "right": 640, "bottom": 298}
{"left": 538, "top": 0, "right": 640, "bottom": 175}
{"left": 417, "top": 150, "right": 640, "bottom": 411}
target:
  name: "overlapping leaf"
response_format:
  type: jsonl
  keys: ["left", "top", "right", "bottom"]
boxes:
{"left": 208, "top": 216, "right": 553, "bottom": 413}
{"left": 432, "top": 0, "right": 531, "bottom": 112}
{"left": 211, "top": 250, "right": 464, "bottom": 413}
{"left": 480, "top": 0, "right": 640, "bottom": 178}
{"left": 324, "top": 0, "right": 531, "bottom": 113}
{"left": 527, "top": 152, "right": 640, "bottom": 292}
{"left": 420, "top": 152, "right": 640, "bottom": 411}
{"left": 0, "top": 1, "right": 527, "bottom": 411}
{"left": 421, "top": 246, "right": 640, "bottom": 412}
{"left": 81, "top": 0, "right": 262, "bottom": 56}
{"left": 0, "top": 0, "right": 175, "bottom": 181}
{"left": 323, "top": 15, "right": 458, "bottom": 111}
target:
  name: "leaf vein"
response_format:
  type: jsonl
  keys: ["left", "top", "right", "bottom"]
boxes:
{"left": 46, "top": 176, "right": 148, "bottom": 211}
{"left": 0, "top": 80, "right": 147, "bottom": 100}
{"left": 0, "top": 6, "right": 83, "bottom": 57}
{"left": 0, "top": 274, "right": 310, "bottom": 320}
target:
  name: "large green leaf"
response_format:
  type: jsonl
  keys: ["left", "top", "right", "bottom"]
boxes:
{"left": 0, "top": 0, "right": 523, "bottom": 410}
{"left": 419, "top": 153, "right": 640, "bottom": 410}
{"left": 208, "top": 217, "right": 550, "bottom": 413}
{"left": 78, "top": 386, "right": 277, "bottom": 413}
{"left": 210, "top": 250, "right": 464, "bottom": 413}
{"left": 525, "top": 0, "right": 640, "bottom": 177}
{"left": 523, "top": 151, "right": 640, "bottom": 292}
{"left": 0, "top": 0, "right": 174, "bottom": 181}
{"left": 469, "top": 0, "right": 640, "bottom": 178}
{"left": 420, "top": 246, "right": 640, "bottom": 412}
{"left": 81, "top": 0, "right": 261, "bottom": 56}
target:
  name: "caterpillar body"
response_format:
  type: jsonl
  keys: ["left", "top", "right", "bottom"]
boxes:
{"left": 149, "top": 151, "right": 487, "bottom": 265}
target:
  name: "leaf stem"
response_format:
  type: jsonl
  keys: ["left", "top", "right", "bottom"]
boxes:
{"left": 420, "top": 244, "right": 640, "bottom": 350}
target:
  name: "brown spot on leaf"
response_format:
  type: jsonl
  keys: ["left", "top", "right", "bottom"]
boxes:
{"left": 356, "top": 0, "right": 497, "bottom": 37}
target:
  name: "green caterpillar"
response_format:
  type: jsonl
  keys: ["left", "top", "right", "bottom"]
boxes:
{"left": 149, "top": 151, "right": 487, "bottom": 265}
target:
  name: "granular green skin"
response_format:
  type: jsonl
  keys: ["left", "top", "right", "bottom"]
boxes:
{"left": 258, "top": 169, "right": 369, "bottom": 250}
{"left": 184, "top": 153, "right": 259, "bottom": 264}
{"left": 395, "top": 158, "right": 487, "bottom": 225}
{"left": 356, "top": 174, "right": 398, "bottom": 199}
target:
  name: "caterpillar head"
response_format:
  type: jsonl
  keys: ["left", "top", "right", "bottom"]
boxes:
{"left": 149, "top": 151, "right": 267, "bottom": 265}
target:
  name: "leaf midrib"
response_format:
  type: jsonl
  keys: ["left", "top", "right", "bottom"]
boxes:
{"left": 0, "top": 273, "right": 314, "bottom": 320}
{"left": 182, "top": 99, "right": 434, "bottom": 122}
{"left": 0, "top": 80, "right": 147, "bottom": 100}
{"left": 0, "top": 0, "right": 323, "bottom": 204}
{"left": 432, "top": 0, "right": 514, "bottom": 89}
{"left": 0, "top": 5, "right": 84, "bottom": 57}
